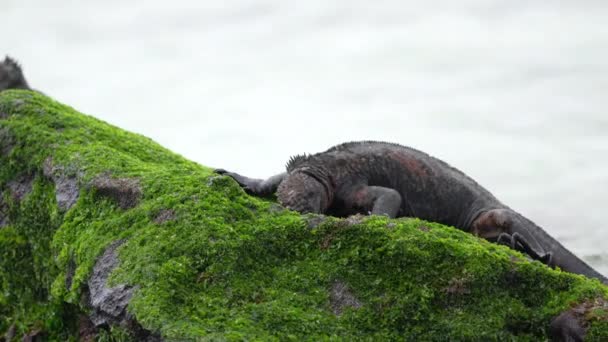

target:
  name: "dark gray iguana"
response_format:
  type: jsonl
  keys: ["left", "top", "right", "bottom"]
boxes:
{"left": 216, "top": 141, "right": 607, "bottom": 285}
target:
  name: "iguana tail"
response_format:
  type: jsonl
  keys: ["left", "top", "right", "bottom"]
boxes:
{"left": 513, "top": 213, "right": 608, "bottom": 284}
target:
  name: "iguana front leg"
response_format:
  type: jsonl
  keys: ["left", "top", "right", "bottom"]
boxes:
{"left": 340, "top": 185, "right": 402, "bottom": 218}
{"left": 497, "top": 232, "right": 553, "bottom": 265}
{"left": 215, "top": 169, "right": 286, "bottom": 197}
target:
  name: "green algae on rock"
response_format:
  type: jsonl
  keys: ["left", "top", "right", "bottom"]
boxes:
{"left": 0, "top": 90, "right": 607, "bottom": 340}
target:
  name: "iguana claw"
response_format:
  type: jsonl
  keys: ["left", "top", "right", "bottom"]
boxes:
{"left": 497, "top": 232, "right": 553, "bottom": 265}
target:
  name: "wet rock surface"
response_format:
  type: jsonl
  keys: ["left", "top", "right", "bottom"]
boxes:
{"left": 329, "top": 281, "right": 362, "bottom": 316}
{"left": 43, "top": 157, "right": 81, "bottom": 211}
{"left": 90, "top": 175, "right": 141, "bottom": 210}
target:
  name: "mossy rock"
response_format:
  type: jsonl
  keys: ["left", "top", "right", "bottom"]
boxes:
{"left": 0, "top": 90, "right": 607, "bottom": 341}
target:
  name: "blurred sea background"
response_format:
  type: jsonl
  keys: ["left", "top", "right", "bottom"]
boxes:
{"left": 2, "top": 1, "right": 607, "bottom": 274}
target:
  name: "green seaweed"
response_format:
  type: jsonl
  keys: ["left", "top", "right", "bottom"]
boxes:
{"left": 0, "top": 90, "right": 607, "bottom": 340}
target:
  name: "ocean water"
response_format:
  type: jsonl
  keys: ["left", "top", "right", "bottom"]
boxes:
{"left": 2, "top": 1, "right": 607, "bottom": 274}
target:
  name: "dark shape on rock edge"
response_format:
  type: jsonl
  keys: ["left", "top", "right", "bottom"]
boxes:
{"left": 90, "top": 175, "right": 142, "bottom": 210}
{"left": 43, "top": 157, "right": 81, "bottom": 211}
{"left": 550, "top": 310, "right": 586, "bottom": 342}
{"left": 78, "top": 315, "right": 98, "bottom": 342}
{"left": 329, "top": 281, "right": 362, "bottom": 316}
{"left": 550, "top": 298, "right": 608, "bottom": 342}
{"left": 0, "top": 56, "right": 30, "bottom": 91}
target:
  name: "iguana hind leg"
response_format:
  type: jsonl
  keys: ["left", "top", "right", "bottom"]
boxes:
{"left": 497, "top": 232, "right": 553, "bottom": 265}
{"left": 472, "top": 209, "right": 552, "bottom": 265}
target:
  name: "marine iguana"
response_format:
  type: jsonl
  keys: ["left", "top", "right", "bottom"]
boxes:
{"left": 216, "top": 141, "right": 608, "bottom": 286}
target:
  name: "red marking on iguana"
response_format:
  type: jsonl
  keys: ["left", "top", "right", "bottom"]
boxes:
{"left": 388, "top": 150, "right": 429, "bottom": 178}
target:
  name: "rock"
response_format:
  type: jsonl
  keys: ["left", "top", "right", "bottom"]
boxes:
{"left": 549, "top": 310, "right": 586, "bottom": 342}
{"left": 329, "top": 281, "right": 362, "bottom": 316}
{"left": 153, "top": 209, "right": 175, "bottom": 224}
{"left": 0, "top": 127, "right": 14, "bottom": 157}
{"left": 21, "top": 329, "right": 44, "bottom": 342}
{"left": 87, "top": 240, "right": 134, "bottom": 327}
{"left": 550, "top": 298, "right": 608, "bottom": 342}
{"left": 42, "top": 157, "right": 81, "bottom": 211}
{"left": 3, "top": 324, "right": 15, "bottom": 341}
{"left": 305, "top": 214, "right": 326, "bottom": 229}
{"left": 90, "top": 175, "right": 141, "bottom": 210}
{"left": 7, "top": 173, "right": 34, "bottom": 202}
{"left": 78, "top": 315, "right": 97, "bottom": 342}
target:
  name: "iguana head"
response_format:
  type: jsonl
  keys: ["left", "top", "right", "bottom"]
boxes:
{"left": 277, "top": 172, "right": 331, "bottom": 214}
